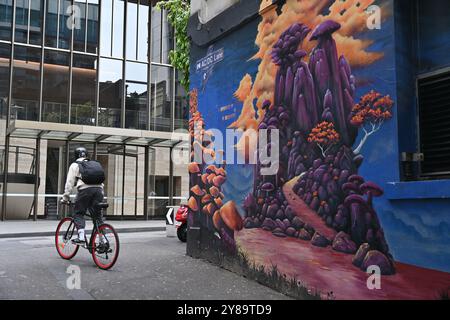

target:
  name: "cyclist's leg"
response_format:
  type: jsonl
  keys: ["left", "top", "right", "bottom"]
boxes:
{"left": 91, "top": 187, "right": 105, "bottom": 225}
{"left": 73, "top": 189, "right": 90, "bottom": 240}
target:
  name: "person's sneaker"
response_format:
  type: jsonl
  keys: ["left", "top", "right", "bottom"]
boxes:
{"left": 71, "top": 238, "right": 86, "bottom": 246}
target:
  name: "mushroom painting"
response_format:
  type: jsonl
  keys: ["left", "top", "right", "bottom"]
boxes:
{"left": 186, "top": 0, "right": 450, "bottom": 301}
{"left": 242, "top": 19, "right": 396, "bottom": 275}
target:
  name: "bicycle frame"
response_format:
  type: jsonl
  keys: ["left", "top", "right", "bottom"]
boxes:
{"left": 62, "top": 205, "right": 109, "bottom": 253}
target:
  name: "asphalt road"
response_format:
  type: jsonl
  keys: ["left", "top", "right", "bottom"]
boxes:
{"left": 0, "top": 231, "right": 290, "bottom": 300}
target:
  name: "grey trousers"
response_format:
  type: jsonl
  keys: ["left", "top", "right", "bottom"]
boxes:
{"left": 73, "top": 187, "right": 104, "bottom": 229}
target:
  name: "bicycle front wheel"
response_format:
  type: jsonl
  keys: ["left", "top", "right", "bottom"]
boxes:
{"left": 91, "top": 224, "right": 119, "bottom": 270}
{"left": 55, "top": 217, "right": 79, "bottom": 260}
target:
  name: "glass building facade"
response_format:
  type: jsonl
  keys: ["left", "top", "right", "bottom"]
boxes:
{"left": 0, "top": 0, "right": 189, "bottom": 220}
{"left": 0, "top": 0, "right": 188, "bottom": 131}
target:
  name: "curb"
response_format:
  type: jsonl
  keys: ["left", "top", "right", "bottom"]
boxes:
{"left": 0, "top": 226, "right": 166, "bottom": 239}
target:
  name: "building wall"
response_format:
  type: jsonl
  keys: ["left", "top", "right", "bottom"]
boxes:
{"left": 190, "top": 0, "right": 239, "bottom": 23}
{"left": 187, "top": 0, "right": 450, "bottom": 299}
{"left": 0, "top": 0, "right": 189, "bottom": 219}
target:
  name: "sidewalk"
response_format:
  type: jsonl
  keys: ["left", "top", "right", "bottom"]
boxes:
{"left": 0, "top": 219, "right": 166, "bottom": 239}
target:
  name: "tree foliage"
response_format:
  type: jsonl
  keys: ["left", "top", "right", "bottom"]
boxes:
{"left": 308, "top": 121, "right": 340, "bottom": 158}
{"left": 350, "top": 90, "right": 394, "bottom": 154}
{"left": 156, "top": 0, "right": 190, "bottom": 92}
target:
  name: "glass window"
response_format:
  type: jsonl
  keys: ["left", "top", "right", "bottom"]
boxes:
{"left": 137, "top": 1, "right": 149, "bottom": 62}
{"left": 45, "top": 0, "right": 58, "bottom": 47}
{"left": 72, "top": 54, "right": 97, "bottom": 125}
{"left": 59, "top": 0, "right": 71, "bottom": 49}
{"left": 14, "top": 0, "right": 28, "bottom": 43}
{"left": 42, "top": 50, "right": 70, "bottom": 123}
{"left": 99, "top": 0, "right": 112, "bottom": 56}
{"left": 73, "top": 0, "right": 86, "bottom": 52}
{"left": 174, "top": 70, "right": 188, "bottom": 130}
{"left": 29, "top": 0, "right": 44, "bottom": 45}
{"left": 126, "top": 62, "right": 147, "bottom": 129}
{"left": 151, "top": 6, "right": 173, "bottom": 64}
{"left": 11, "top": 46, "right": 41, "bottom": 121}
{"left": 126, "top": 0, "right": 137, "bottom": 60}
{"left": 99, "top": 58, "right": 122, "bottom": 128}
{"left": 150, "top": 64, "right": 172, "bottom": 132}
{"left": 0, "top": 43, "right": 10, "bottom": 119}
{"left": 86, "top": 0, "right": 99, "bottom": 53}
{"left": 0, "top": 0, "right": 13, "bottom": 41}
{"left": 14, "top": 0, "right": 44, "bottom": 44}
{"left": 112, "top": 0, "right": 124, "bottom": 58}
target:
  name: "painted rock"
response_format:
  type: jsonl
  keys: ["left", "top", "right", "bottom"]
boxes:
{"left": 275, "top": 209, "right": 285, "bottom": 220}
{"left": 332, "top": 231, "right": 357, "bottom": 254}
{"left": 262, "top": 218, "right": 277, "bottom": 231}
{"left": 285, "top": 206, "right": 295, "bottom": 221}
{"left": 292, "top": 216, "right": 305, "bottom": 230}
{"left": 303, "top": 223, "right": 315, "bottom": 234}
{"left": 361, "top": 250, "right": 395, "bottom": 275}
{"left": 272, "top": 228, "right": 287, "bottom": 238}
{"left": 267, "top": 204, "right": 279, "bottom": 219}
{"left": 311, "top": 232, "right": 331, "bottom": 247}
{"left": 275, "top": 219, "right": 286, "bottom": 231}
{"left": 285, "top": 227, "right": 296, "bottom": 237}
{"left": 352, "top": 243, "right": 370, "bottom": 267}
{"left": 298, "top": 228, "right": 312, "bottom": 241}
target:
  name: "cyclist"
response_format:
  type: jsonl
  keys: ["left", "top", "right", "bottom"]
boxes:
{"left": 61, "top": 147, "right": 105, "bottom": 245}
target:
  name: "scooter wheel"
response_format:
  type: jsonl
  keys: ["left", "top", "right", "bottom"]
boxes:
{"left": 177, "top": 224, "right": 187, "bottom": 242}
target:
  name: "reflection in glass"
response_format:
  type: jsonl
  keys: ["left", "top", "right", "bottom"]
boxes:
{"left": 126, "top": 82, "right": 147, "bottom": 130}
{"left": 45, "top": 0, "right": 58, "bottom": 47}
{"left": 0, "top": 0, "right": 13, "bottom": 41}
{"left": 126, "top": 0, "right": 137, "bottom": 60}
{"left": 14, "top": 0, "right": 28, "bottom": 43}
{"left": 175, "top": 70, "right": 188, "bottom": 130}
{"left": 29, "top": 0, "right": 43, "bottom": 45}
{"left": 86, "top": 1, "right": 99, "bottom": 53}
{"left": 112, "top": 0, "right": 124, "bottom": 58}
{"left": 138, "top": 1, "right": 149, "bottom": 62}
{"left": 151, "top": 65, "right": 172, "bottom": 132}
{"left": 72, "top": 54, "right": 97, "bottom": 125}
{"left": 11, "top": 46, "right": 41, "bottom": 121}
{"left": 0, "top": 44, "right": 10, "bottom": 119}
{"left": 59, "top": 0, "right": 71, "bottom": 49}
{"left": 125, "top": 62, "right": 148, "bottom": 129}
{"left": 99, "top": 0, "right": 112, "bottom": 56}
{"left": 99, "top": 58, "right": 122, "bottom": 128}
{"left": 73, "top": 1, "right": 86, "bottom": 51}
{"left": 151, "top": 6, "right": 173, "bottom": 64}
{"left": 42, "top": 50, "right": 70, "bottom": 123}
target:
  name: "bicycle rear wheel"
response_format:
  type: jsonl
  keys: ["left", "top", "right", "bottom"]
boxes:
{"left": 55, "top": 217, "right": 79, "bottom": 260}
{"left": 91, "top": 224, "right": 119, "bottom": 270}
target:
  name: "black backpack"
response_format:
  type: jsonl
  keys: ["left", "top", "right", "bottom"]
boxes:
{"left": 76, "top": 159, "right": 105, "bottom": 185}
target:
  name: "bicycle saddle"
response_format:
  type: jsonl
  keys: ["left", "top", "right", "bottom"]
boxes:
{"left": 95, "top": 202, "right": 109, "bottom": 209}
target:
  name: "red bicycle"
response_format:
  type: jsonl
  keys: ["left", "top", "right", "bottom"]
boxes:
{"left": 55, "top": 202, "right": 119, "bottom": 270}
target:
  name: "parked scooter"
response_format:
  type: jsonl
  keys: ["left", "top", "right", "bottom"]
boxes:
{"left": 175, "top": 205, "right": 188, "bottom": 242}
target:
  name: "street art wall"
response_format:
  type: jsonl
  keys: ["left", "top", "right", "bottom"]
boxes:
{"left": 187, "top": 0, "right": 450, "bottom": 299}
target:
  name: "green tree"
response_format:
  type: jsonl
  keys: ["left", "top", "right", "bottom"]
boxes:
{"left": 156, "top": 0, "right": 190, "bottom": 92}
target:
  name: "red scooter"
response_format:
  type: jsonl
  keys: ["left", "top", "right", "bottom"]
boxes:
{"left": 175, "top": 205, "right": 188, "bottom": 242}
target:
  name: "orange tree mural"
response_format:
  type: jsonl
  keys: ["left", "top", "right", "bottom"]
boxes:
{"left": 308, "top": 121, "right": 340, "bottom": 158}
{"left": 243, "top": 20, "right": 396, "bottom": 275}
{"left": 350, "top": 91, "right": 394, "bottom": 154}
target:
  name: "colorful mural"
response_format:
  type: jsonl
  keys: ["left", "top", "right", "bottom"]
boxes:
{"left": 188, "top": 0, "right": 450, "bottom": 299}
